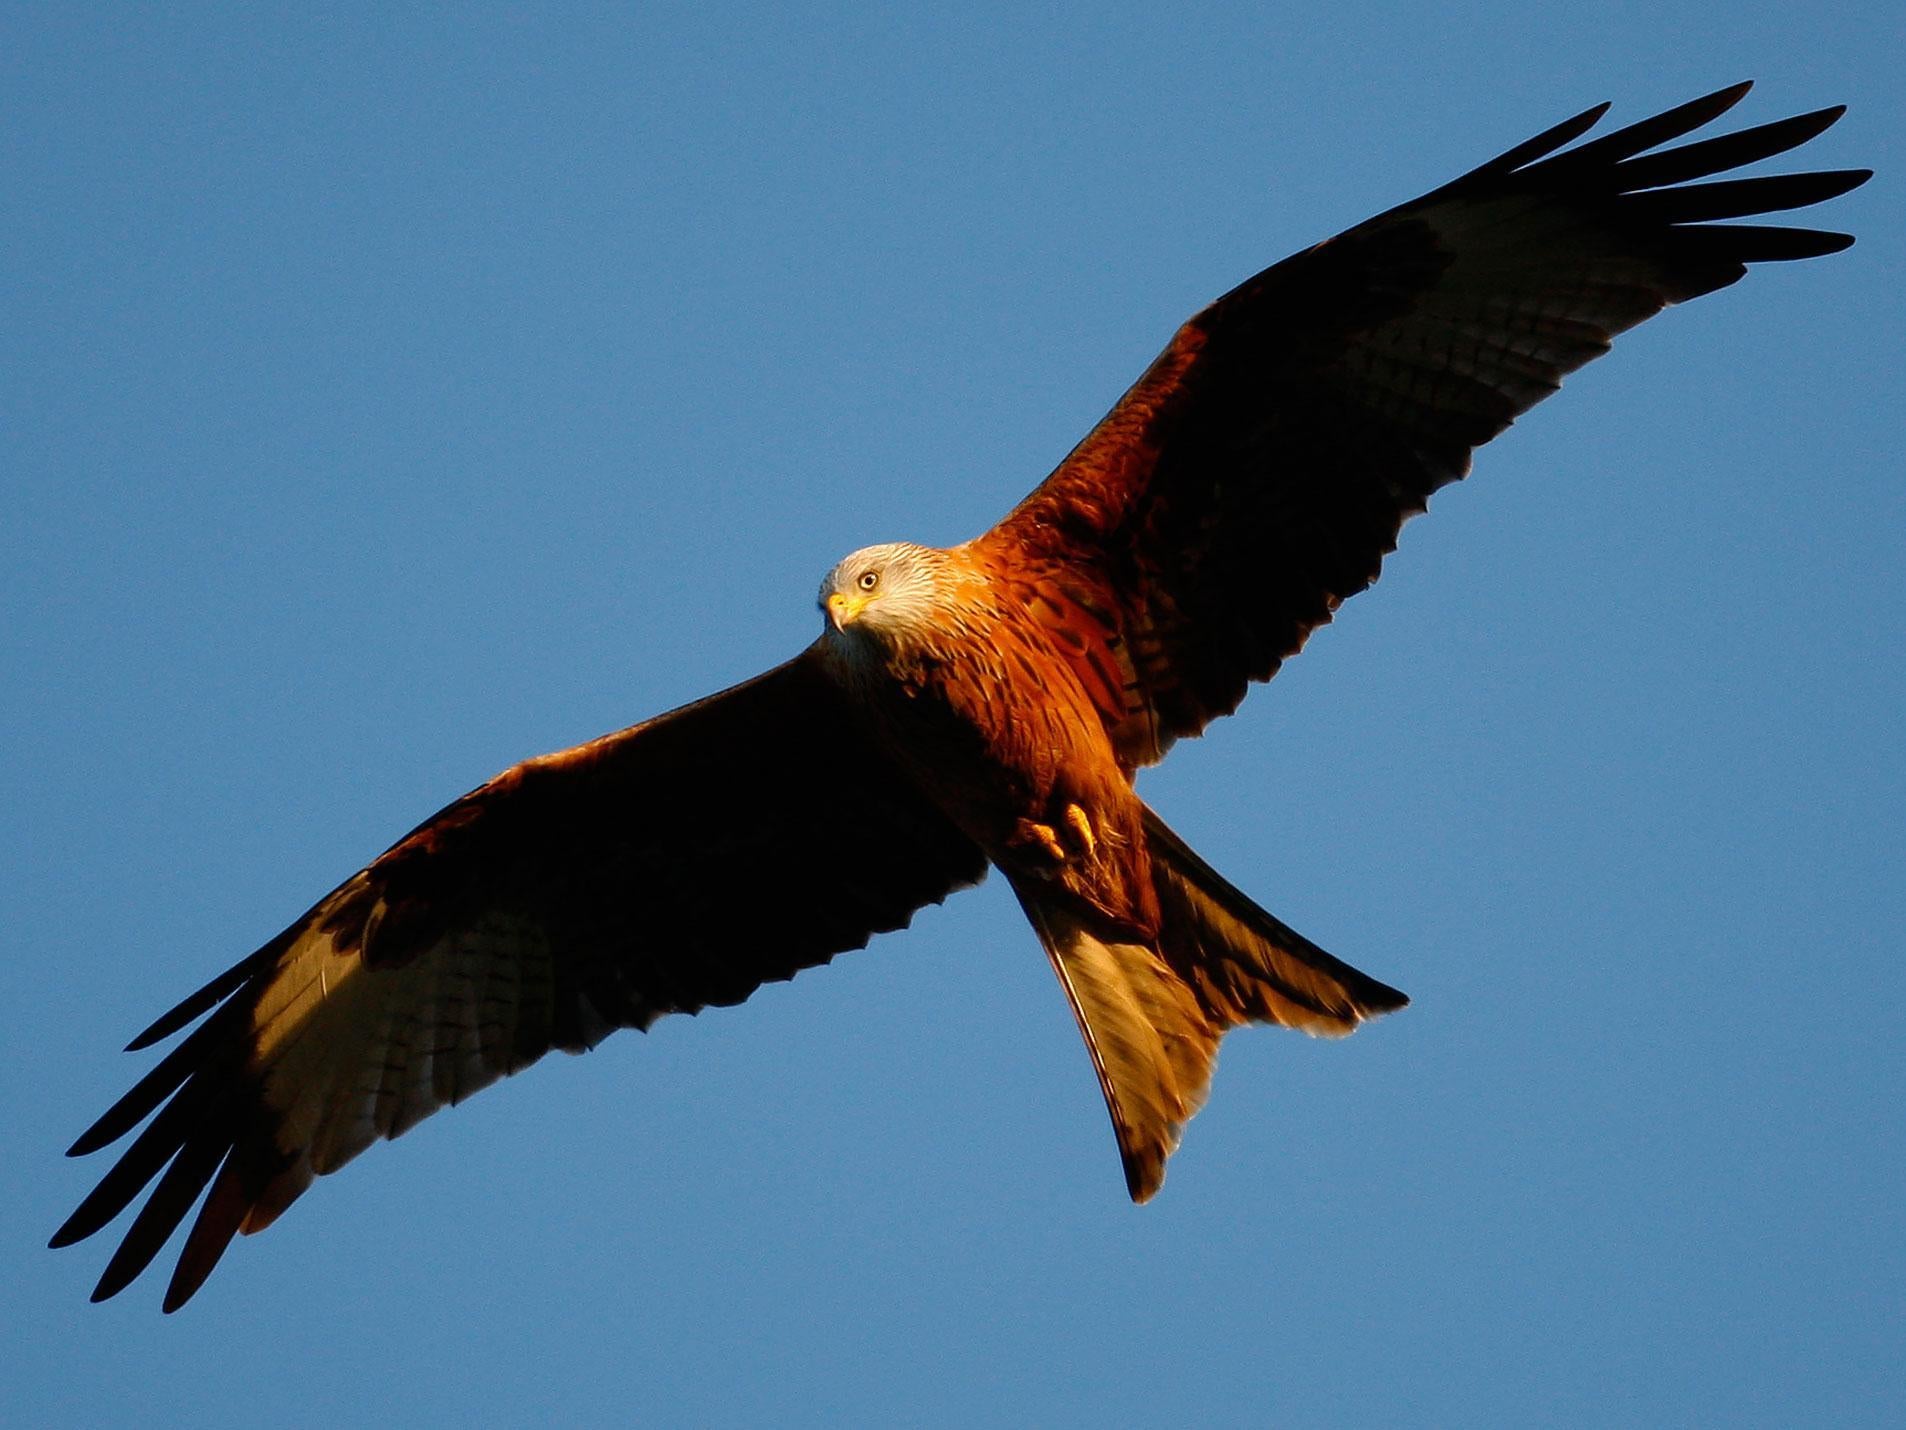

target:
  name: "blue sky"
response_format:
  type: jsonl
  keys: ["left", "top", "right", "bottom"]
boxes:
{"left": 5, "top": 5, "right": 1901, "bottom": 1426}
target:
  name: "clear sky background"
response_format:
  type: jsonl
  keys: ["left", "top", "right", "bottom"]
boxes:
{"left": 5, "top": 5, "right": 1901, "bottom": 1426}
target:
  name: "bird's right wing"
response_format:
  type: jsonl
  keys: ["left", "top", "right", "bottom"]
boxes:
{"left": 54, "top": 647, "right": 987, "bottom": 1310}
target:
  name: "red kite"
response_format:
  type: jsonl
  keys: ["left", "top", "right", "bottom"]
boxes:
{"left": 57, "top": 83, "right": 1868, "bottom": 1309}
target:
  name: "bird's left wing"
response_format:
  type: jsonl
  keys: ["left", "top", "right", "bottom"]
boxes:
{"left": 974, "top": 83, "right": 1869, "bottom": 767}
{"left": 54, "top": 647, "right": 987, "bottom": 1310}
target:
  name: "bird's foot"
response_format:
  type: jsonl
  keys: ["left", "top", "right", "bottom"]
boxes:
{"left": 1011, "top": 806, "right": 1098, "bottom": 870}
{"left": 1063, "top": 803, "right": 1096, "bottom": 861}
{"left": 1015, "top": 818, "right": 1069, "bottom": 865}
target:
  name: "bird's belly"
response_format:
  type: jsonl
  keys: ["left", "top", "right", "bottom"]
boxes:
{"left": 861, "top": 636, "right": 1143, "bottom": 909}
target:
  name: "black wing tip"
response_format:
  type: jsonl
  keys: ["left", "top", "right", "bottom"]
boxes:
{"left": 1756, "top": 102, "right": 1852, "bottom": 149}
{"left": 1609, "top": 82, "right": 1862, "bottom": 171}
{"left": 126, "top": 937, "right": 287, "bottom": 1052}
{"left": 67, "top": 1114, "right": 129, "bottom": 1159}
{"left": 1521, "top": 87, "right": 1866, "bottom": 269}
{"left": 1819, "top": 167, "right": 1876, "bottom": 195}
{"left": 1463, "top": 100, "right": 1610, "bottom": 182}
{"left": 1439, "top": 82, "right": 1840, "bottom": 204}
{"left": 50, "top": 1191, "right": 119, "bottom": 1250}
{"left": 90, "top": 1258, "right": 145, "bottom": 1305}
{"left": 1692, "top": 224, "right": 1862, "bottom": 263}
{"left": 88, "top": 1257, "right": 137, "bottom": 1304}
{"left": 1661, "top": 80, "right": 1757, "bottom": 131}
{"left": 1803, "top": 228, "right": 1858, "bottom": 257}
{"left": 86, "top": 1279, "right": 192, "bottom": 1311}
{"left": 67, "top": 1132, "right": 101, "bottom": 1159}
{"left": 162, "top": 1267, "right": 208, "bottom": 1314}
{"left": 126, "top": 988, "right": 214, "bottom": 1052}
{"left": 1530, "top": 83, "right": 1856, "bottom": 176}
{"left": 63, "top": 1191, "right": 228, "bottom": 1309}
{"left": 1569, "top": 99, "right": 1615, "bottom": 132}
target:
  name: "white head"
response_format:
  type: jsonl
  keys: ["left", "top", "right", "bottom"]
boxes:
{"left": 817, "top": 541, "right": 951, "bottom": 650}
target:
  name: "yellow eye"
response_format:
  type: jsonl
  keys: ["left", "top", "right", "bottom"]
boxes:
{"left": 857, "top": 570, "right": 879, "bottom": 592}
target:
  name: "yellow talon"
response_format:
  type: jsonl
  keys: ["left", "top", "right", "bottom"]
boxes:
{"left": 1064, "top": 804, "right": 1096, "bottom": 859}
{"left": 1013, "top": 819, "right": 1068, "bottom": 864}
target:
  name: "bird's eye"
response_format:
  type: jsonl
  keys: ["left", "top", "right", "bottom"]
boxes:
{"left": 857, "top": 570, "right": 879, "bottom": 592}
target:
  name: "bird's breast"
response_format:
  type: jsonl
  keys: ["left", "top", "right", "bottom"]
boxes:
{"left": 835, "top": 605, "right": 1141, "bottom": 896}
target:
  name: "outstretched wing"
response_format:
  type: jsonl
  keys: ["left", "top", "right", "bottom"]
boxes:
{"left": 976, "top": 83, "right": 1869, "bottom": 766}
{"left": 53, "top": 648, "right": 987, "bottom": 1310}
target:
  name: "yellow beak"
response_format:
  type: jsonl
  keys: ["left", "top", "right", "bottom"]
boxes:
{"left": 826, "top": 591, "right": 868, "bottom": 630}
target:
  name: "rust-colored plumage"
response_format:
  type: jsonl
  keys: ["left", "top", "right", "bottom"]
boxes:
{"left": 57, "top": 83, "right": 1868, "bottom": 1308}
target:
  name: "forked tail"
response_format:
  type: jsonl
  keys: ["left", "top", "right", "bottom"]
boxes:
{"left": 1011, "top": 804, "right": 1406, "bottom": 1201}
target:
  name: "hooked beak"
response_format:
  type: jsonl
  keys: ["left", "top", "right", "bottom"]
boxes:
{"left": 825, "top": 591, "right": 866, "bottom": 631}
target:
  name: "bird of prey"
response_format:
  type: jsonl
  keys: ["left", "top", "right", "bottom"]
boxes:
{"left": 56, "top": 82, "right": 1867, "bottom": 1310}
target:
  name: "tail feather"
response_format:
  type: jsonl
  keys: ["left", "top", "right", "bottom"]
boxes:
{"left": 1012, "top": 885, "right": 1219, "bottom": 1201}
{"left": 1142, "top": 806, "right": 1409, "bottom": 1035}
{"left": 1013, "top": 803, "right": 1406, "bottom": 1202}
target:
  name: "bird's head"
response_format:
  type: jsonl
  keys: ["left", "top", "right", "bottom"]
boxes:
{"left": 818, "top": 541, "right": 950, "bottom": 650}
